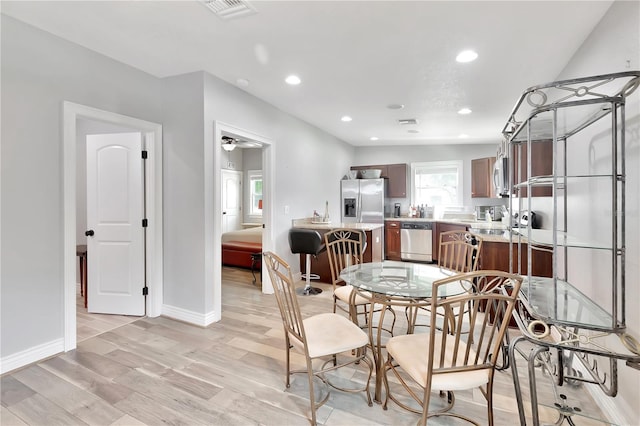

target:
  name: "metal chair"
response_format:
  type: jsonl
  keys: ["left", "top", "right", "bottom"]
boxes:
{"left": 409, "top": 230, "right": 483, "bottom": 331}
{"left": 324, "top": 228, "right": 397, "bottom": 335}
{"left": 288, "top": 228, "right": 326, "bottom": 295}
{"left": 383, "top": 270, "right": 523, "bottom": 425}
{"left": 263, "top": 251, "right": 373, "bottom": 425}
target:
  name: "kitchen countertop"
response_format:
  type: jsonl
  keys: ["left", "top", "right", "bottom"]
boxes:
{"left": 384, "top": 217, "right": 513, "bottom": 242}
{"left": 292, "top": 218, "right": 384, "bottom": 231}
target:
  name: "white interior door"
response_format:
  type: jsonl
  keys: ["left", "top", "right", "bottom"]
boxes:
{"left": 222, "top": 169, "right": 242, "bottom": 233}
{"left": 86, "top": 132, "right": 145, "bottom": 315}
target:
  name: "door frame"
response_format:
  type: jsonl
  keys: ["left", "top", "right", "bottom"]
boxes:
{"left": 62, "top": 101, "right": 163, "bottom": 351}
{"left": 208, "top": 121, "right": 274, "bottom": 321}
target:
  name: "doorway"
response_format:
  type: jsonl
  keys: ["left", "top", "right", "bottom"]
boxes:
{"left": 209, "top": 121, "right": 274, "bottom": 323}
{"left": 63, "top": 102, "right": 163, "bottom": 351}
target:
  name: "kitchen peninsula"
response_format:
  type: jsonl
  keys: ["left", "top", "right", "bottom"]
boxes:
{"left": 291, "top": 218, "right": 384, "bottom": 283}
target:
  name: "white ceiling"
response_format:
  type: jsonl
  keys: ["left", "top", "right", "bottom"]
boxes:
{"left": 1, "top": 0, "right": 614, "bottom": 147}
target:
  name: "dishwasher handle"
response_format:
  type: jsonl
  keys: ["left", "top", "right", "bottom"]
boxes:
{"left": 400, "top": 222, "right": 433, "bottom": 230}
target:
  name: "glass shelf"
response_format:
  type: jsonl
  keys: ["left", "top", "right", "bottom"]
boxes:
{"left": 513, "top": 228, "right": 615, "bottom": 251}
{"left": 514, "top": 174, "right": 616, "bottom": 188}
{"left": 520, "top": 276, "right": 615, "bottom": 331}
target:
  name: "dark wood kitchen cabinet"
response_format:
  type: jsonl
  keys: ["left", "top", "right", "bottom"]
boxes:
{"left": 350, "top": 163, "right": 407, "bottom": 198}
{"left": 385, "top": 220, "right": 401, "bottom": 260}
{"left": 385, "top": 164, "right": 408, "bottom": 198}
{"left": 511, "top": 139, "right": 553, "bottom": 197}
{"left": 432, "top": 222, "right": 468, "bottom": 262}
{"left": 478, "top": 240, "right": 552, "bottom": 277}
{"left": 300, "top": 227, "right": 383, "bottom": 283}
{"left": 471, "top": 157, "right": 496, "bottom": 198}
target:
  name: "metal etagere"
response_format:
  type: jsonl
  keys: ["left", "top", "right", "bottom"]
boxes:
{"left": 502, "top": 71, "right": 640, "bottom": 425}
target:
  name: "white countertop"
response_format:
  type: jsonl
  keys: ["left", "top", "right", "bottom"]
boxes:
{"left": 292, "top": 218, "right": 384, "bottom": 231}
{"left": 385, "top": 216, "right": 508, "bottom": 230}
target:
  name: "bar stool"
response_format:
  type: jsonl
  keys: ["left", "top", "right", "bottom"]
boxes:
{"left": 288, "top": 228, "right": 326, "bottom": 296}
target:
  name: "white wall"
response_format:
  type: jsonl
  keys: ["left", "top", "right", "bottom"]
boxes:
{"left": 1, "top": 15, "right": 163, "bottom": 360}
{"left": 553, "top": 1, "right": 640, "bottom": 422}
{"left": 203, "top": 72, "right": 355, "bottom": 271}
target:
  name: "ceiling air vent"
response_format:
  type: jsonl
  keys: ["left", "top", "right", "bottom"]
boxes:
{"left": 398, "top": 118, "right": 419, "bottom": 125}
{"left": 201, "top": 0, "right": 257, "bottom": 20}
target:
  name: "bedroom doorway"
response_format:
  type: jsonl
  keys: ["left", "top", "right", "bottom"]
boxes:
{"left": 210, "top": 121, "right": 274, "bottom": 324}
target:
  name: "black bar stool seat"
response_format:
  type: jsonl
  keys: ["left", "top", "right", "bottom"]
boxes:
{"left": 288, "top": 228, "right": 326, "bottom": 296}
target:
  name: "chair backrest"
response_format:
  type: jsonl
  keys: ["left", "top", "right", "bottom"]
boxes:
{"left": 263, "top": 251, "right": 307, "bottom": 350}
{"left": 426, "top": 270, "right": 522, "bottom": 382}
{"left": 324, "top": 229, "right": 366, "bottom": 288}
{"left": 288, "top": 228, "right": 325, "bottom": 256}
{"left": 438, "top": 230, "right": 483, "bottom": 273}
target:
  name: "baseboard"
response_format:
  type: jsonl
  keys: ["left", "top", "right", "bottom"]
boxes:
{"left": 161, "top": 304, "right": 217, "bottom": 327}
{"left": 574, "top": 359, "right": 634, "bottom": 425}
{"left": 548, "top": 326, "right": 633, "bottom": 425}
{"left": 0, "top": 338, "right": 64, "bottom": 375}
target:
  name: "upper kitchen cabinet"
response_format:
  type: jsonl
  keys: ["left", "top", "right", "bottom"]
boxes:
{"left": 350, "top": 163, "right": 407, "bottom": 198}
{"left": 471, "top": 157, "right": 496, "bottom": 198}
{"left": 510, "top": 140, "right": 553, "bottom": 197}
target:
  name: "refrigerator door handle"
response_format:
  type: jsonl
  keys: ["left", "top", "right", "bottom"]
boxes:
{"left": 357, "top": 190, "right": 361, "bottom": 222}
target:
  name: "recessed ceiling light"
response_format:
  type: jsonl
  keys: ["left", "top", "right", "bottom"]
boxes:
{"left": 236, "top": 78, "right": 250, "bottom": 87}
{"left": 408, "top": 129, "right": 420, "bottom": 134}
{"left": 458, "top": 134, "right": 469, "bottom": 138}
{"left": 456, "top": 50, "right": 478, "bottom": 63}
{"left": 285, "top": 75, "right": 301, "bottom": 85}
{"left": 370, "top": 136, "right": 379, "bottom": 141}
{"left": 341, "top": 116, "right": 352, "bottom": 122}
{"left": 458, "top": 107, "right": 472, "bottom": 115}
{"left": 387, "top": 104, "right": 405, "bottom": 110}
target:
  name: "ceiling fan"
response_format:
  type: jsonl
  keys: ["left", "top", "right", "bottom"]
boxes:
{"left": 221, "top": 135, "right": 261, "bottom": 151}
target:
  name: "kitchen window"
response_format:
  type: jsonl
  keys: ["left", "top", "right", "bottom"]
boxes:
{"left": 411, "top": 161, "right": 463, "bottom": 206}
{"left": 248, "top": 170, "right": 263, "bottom": 217}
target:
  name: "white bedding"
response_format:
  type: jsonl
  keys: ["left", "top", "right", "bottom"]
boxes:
{"left": 221, "top": 226, "right": 262, "bottom": 244}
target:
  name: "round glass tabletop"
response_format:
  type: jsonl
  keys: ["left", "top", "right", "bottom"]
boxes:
{"left": 339, "top": 260, "right": 468, "bottom": 299}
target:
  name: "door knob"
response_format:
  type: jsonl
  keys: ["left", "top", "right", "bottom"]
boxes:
{"left": 85, "top": 230, "right": 95, "bottom": 237}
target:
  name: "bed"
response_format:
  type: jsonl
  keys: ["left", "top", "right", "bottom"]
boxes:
{"left": 222, "top": 226, "right": 262, "bottom": 269}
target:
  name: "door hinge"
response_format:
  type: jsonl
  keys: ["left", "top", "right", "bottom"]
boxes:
{"left": 142, "top": 219, "right": 148, "bottom": 227}
{"left": 142, "top": 287, "right": 148, "bottom": 296}
{"left": 142, "top": 150, "right": 148, "bottom": 159}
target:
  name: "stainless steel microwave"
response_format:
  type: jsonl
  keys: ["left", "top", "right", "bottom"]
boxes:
{"left": 493, "top": 156, "right": 509, "bottom": 197}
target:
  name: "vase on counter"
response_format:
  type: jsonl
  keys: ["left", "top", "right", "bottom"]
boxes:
{"left": 323, "top": 200, "right": 330, "bottom": 222}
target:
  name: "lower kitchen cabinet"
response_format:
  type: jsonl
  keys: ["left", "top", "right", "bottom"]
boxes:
{"left": 479, "top": 240, "right": 552, "bottom": 277}
{"left": 385, "top": 220, "right": 401, "bottom": 260}
{"left": 300, "top": 227, "right": 383, "bottom": 283}
{"left": 432, "top": 222, "right": 468, "bottom": 262}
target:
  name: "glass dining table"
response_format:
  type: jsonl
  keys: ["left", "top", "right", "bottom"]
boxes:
{"left": 339, "top": 260, "right": 470, "bottom": 403}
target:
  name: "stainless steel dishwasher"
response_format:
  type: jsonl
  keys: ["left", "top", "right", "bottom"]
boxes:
{"left": 400, "top": 222, "right": 433, "bottom": 262}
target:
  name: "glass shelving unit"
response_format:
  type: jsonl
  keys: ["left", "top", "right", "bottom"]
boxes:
{"left": 502, "top": 72, "right": 640, "bottom": 425}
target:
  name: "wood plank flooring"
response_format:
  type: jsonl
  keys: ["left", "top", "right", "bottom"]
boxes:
{"left": 2, "top": 267, "right": 610, "bottom": 425}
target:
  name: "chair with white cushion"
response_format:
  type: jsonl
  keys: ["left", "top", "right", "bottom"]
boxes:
{"left": 263, "top": 251, "right": 373, "bottom": 425}
{"left": 383, "top": 270, "right": 522, "bottom": 425}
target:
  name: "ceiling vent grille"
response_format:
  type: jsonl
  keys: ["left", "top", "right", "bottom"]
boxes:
{"left": 398, "top": 118, "right": 419, "bottom": 125}
{"left": 201, "top": 0, "right": 257, "bottom": 20}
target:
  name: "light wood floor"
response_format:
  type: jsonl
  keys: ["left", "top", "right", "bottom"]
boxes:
{"left": 2, "top": 267, "right": 610, "bottom": 425}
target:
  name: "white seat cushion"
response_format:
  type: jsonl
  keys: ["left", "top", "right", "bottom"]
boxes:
{"left": 292, "top": 313, "right": 369, "bottom": 358}
{"left": 386, "top": 333, "right": 489, "bottom": 391}
{"left": 334, "top": 284, "right": 371, "bottom": 305}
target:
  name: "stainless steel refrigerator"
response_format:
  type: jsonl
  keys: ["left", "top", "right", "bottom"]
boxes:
{"left": 341, "top": 179, "right": 386, "bottom": 223}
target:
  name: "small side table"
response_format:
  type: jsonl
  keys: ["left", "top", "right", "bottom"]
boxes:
{"left": 250, "top": 252, "right": 262, "bottom": 285}
{"left": 76, "top": 245, "right": 88, "bottom": 308}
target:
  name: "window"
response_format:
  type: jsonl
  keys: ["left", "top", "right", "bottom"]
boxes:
{"left": 248, "top": 170, "right": 263, "bottom": 216}
{"left": 411, "top": 161, "right": 463, "bottom": 207}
